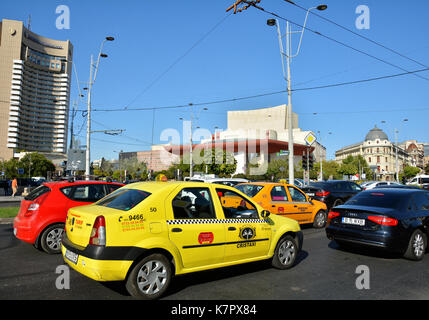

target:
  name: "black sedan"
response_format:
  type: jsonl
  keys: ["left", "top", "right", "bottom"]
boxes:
{"left": 301, "top": 180, "right": 363, "bottom": 211}
{"left": 326, "top": 188, "right": 429, "bottom": 260}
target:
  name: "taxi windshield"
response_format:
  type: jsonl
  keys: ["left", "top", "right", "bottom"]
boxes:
{"left": 96, "top": 189, "right": 151, "bottom": 211}
{"left": 235, "top": 184, "right": 264, "bottom": 198}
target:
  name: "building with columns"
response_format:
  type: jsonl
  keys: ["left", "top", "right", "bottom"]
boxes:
{"left": 335, "top": 125, "right": 424, "bottom": 181}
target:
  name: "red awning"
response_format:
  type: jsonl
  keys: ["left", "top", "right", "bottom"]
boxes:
{"left": 163, "top": 139, "right": 314, "bottom": 156}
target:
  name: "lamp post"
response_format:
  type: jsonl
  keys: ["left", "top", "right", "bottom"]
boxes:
{"left": 85, "top": 37, "right": 114, "bottom": 180}
{"left": 179, "top": 106, "right": 208, "bottom": 178}
{"left": 267, "top": 5, "right": 327, "bottom": 186}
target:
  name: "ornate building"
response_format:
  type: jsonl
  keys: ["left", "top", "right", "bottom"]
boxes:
{"left": 335, "top": 126, "right": 424, "bottom": 181}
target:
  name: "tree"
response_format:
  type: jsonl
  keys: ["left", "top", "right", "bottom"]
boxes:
{"left": 266, "top": 158, "right": 288, "bottom": 180}
{"left": 17, "top": 153, "right": 55, "bottom": 178}
{"left": 403, "top": 166, "right": 421, "bottom": 179}
{"left": 425, "top": 162, "right": 429, "bottom": 175}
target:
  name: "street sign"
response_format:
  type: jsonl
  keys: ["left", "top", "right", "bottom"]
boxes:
{"left": 67, "top": 149, "right": 86, "bottom": 171}
{"left": 17, "top": 168, "right": 24, "bottom": 174}
{"left": 277, "top": 150, "right": 289, "bottom": 156}
{"left": 304, "top": 132, "right": 317, "bottom": 146}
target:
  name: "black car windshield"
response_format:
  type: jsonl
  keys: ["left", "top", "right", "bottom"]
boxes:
{"left": 345, "top": 191, "right": 407, "bottom": 210}
{"left": 96, "top": 189, "right": 151, "bottom": 211}
{"left": 235, "top": 184, "right": 264, "bottom": 197}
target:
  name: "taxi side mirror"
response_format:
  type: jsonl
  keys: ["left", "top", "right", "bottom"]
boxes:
{"left": 261, "top": 210, "right": 271, "bottom": 218}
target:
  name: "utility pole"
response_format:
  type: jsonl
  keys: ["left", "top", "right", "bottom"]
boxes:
{"left": 85, "top": 55, "right": 93, "bottom": 180}
{"left": 228, "top": 1, "right": 328, "bottom": 186}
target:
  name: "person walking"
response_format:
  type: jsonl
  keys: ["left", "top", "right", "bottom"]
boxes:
{"left": 12, "top": 177, "right": 18, "bottom": 197}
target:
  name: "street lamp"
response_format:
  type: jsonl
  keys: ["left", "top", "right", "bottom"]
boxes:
{"left": 267, "top": 5, "right": 327, "bottom": 186}
{"left": 85, "top": 36, "right": 115, "bottom": 180}
{"left": 179, "top": 106, "right": 208, "bottom": 178}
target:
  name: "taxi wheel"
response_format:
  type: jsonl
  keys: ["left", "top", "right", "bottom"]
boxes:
{"left": 271, "top": 235, "right": 297, "bottom": 270}
{"left": 126, "top": 254, "right": 172, "bottom": 300}
{"left": 313, "top": 210, "right": 327, "bottom": 229}
{"left": 40, "top": 223, "right": 64, "bottom": 254}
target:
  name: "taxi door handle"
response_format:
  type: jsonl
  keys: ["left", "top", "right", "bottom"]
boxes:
{"left": 171, "top": 228, "right": 182, "bottom": 233}
{"left": 228, "top": 227, "right": 236, "bottom": 231}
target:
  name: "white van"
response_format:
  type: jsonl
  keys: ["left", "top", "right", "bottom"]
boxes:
{"left": 406, "top": 175, "right": 429, "bottom": 187}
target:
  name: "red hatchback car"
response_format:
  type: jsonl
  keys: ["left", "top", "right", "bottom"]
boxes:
{"left": 13, "top": 180, "right": 123, "bottom": 254}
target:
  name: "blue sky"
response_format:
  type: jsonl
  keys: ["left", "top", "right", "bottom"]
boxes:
{"left": 2, "top": 0, "right": 429, "bottom": 162}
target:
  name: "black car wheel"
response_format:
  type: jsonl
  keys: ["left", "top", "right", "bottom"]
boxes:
{"left": 404, "top": 230, "right": 427, "bottom": 261}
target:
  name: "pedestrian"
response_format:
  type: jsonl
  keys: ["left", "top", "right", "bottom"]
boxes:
{"left": 12, "top": 177, "right": 18, "bottom": 197}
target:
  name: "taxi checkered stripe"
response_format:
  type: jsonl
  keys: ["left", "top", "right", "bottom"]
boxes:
{"left": 167, "top": 219, "right": 268, "bottom": 225}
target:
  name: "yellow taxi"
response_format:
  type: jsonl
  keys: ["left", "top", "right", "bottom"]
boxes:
{"left": 235, "top": 182, "right": 328, "bottom": 228}
{"left": 61, "top": 181, "right": 303, "bottom": 299}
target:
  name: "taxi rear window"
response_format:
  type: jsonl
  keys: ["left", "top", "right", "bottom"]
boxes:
{"left": 96, "top": 189, "right": 151, "bottom": 211}
{"left": 235, "top": 184, "right": 264, "bottom": 197}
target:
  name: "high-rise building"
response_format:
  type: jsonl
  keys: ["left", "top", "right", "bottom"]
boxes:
{"left": 0, "top": 19, "right": 73, "bottom": 163}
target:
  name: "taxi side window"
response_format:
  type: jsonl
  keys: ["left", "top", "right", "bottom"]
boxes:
{"left": 216, "top": 188, "right": 259, "bottom": 219}
{"left": 172, "top": 188, "right": 215, "bottom": 220}
{"left": 270, "top": 185, "right": 288, "bottom": 201}
{"left": 287, "top": 186, "right": 307, "bottom": 202}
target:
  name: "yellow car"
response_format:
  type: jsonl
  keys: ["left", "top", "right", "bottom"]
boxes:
{"left": 235, "top": 182, "right": 328, "bottom": 228}
{"left": 61, "top": 181, "right": 303, "bottom": 299}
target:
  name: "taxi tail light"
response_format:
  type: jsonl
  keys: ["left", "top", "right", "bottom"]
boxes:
{"left": 23, "top": 192, "right": 49, "bottom": 217}
{"left": 316, "top": 190, "right": 330, "bottom": 197}
{"left": 368, "top": 216, "right": 398, "bottom": 226}
{"left": 89, "top": 216, "right": 106, "bottom": 246}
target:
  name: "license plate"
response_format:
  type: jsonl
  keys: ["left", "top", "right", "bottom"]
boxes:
{"left": 306, "top": 193, "right": 315, "bottom": 197}
{"left": 342, "top": 217, "right": 365, "bottom": 226}
{"left": 65, "top": 249, "right": 79, "bottom": 264}
{"left": 13, "top": 228, "right": 17, "bottom": 236}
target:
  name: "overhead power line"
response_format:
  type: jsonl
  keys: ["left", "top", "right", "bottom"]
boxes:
{"left": 229, "top": 1, "right": 429, "bottom": 83}
{"left": 283, "top": 0, "right": 429, "bottom": 70}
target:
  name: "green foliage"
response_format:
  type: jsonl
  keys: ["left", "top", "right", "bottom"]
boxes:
{"left": 403, "top": 166, "right": 421, "bottom": 179}
{"left": 0, "top": 153, "right": 55, "bottom": 178}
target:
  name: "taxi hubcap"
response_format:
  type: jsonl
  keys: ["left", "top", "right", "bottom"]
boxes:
{"left": 137, "top": 260, "right": 168, "bottom": 295}
{"left": 278, "top": 240, "right": 295, "bottom": 266}
{"left": 46, "top": 228, "right": 63, "bottom": 250}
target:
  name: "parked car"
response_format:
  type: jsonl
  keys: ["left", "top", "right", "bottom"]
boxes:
{"left": 300, "top": 180, "right": 363, "bottom": 211}
{"left": 61, "top": 181, "right": 303, "bottom": 299}
{"left": 13, "top": 180, "right": 124, "bottom": 254}
{"left": 235, "top": 182, "right": 328, "bottom": 228}
{"left": 326, "top": 188, "right": 429, "bottom": 260}
{"left": 362, "top": 181, "right": 402, "bottom": 190}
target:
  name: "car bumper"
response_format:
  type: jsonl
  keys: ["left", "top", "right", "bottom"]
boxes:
{"left": 326, "top": 225, "right": 405, "bottom": 253}
{"left": 13, "top": 216, "right": 38, "bottom": 244}
{"left": 61, "top": 233, "right": 144, "bottom": 281}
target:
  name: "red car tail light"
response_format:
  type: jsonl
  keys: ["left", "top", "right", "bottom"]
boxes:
{"left": 328, "top": 211, "right": 340, "bottom": 219}
{"left": 23, "top": 192, "right": 49, "bottom": 217}
{"left": 316, "top": 190, "right": 330, "bottom": 197}
{"left": 367, "top": 216, "right": 398, "bottom": 226}
{"left": 89, "top": 216, "right": 106, "bottom": 246}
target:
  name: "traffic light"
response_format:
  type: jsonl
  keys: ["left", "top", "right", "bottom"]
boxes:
{"left": 302, "top": 154, "right": 308, "bottom": 169}
{"left": 309, "top": 155, "right": 314, "bottom": 170}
